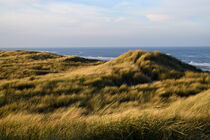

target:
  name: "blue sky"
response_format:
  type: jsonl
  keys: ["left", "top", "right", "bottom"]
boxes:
{"left": 0, "top": 0, "right": 210, "bottom": 48}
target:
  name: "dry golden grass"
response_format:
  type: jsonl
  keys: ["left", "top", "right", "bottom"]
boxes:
{"left": 0, "top": 50, "right": 209, "bottom": 139}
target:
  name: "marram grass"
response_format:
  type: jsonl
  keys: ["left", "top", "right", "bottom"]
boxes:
{"left": 0, "top": 50, "right": 209, "bottom": 140}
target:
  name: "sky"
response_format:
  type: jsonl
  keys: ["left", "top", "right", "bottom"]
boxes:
{"left": 0, "top": 0, "right": 210, "bottom": 48}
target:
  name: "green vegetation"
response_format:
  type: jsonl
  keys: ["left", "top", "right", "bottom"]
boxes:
{"left": 0, "top": 50, "right": 209, "bottom": 140}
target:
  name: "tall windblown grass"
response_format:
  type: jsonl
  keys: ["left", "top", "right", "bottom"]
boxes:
{"left": 0, "top": 50, "right": 209, "bottom": 140}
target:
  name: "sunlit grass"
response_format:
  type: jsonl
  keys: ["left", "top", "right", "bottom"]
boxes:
{"left": 0, "top": 50, "right": 209, "bottom": 139}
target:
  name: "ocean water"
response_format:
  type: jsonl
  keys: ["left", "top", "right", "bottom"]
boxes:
{"left": 1, "top": 47, "right": 210, "bottom": 71}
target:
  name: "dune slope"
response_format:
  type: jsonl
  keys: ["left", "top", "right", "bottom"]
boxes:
{"left": 0, "top": 50, "right": 209, "bottom": 140}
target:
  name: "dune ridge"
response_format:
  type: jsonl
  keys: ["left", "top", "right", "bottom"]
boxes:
{"left": 0, "top": 50, "right": 209, "bottom": 140}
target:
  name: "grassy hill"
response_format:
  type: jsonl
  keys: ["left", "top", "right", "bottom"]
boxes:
{"left": 0, "top": 50, "right": 103, "bottom": 80}
{"left": 0, "top": 50, "right": 209, "bottom": 140}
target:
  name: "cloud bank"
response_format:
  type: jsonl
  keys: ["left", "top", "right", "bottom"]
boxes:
{"left": 0, "top": 0, "right": 210, "bottom": 47}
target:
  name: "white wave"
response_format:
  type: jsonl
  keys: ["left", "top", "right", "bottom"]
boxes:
{"left": 78, "top": 51, "right": 83, "bottom": 54}
{"left": 189, "top": 61, "right": 210, "bottom": 71}
{"left": 189, "top": 61, "right": 210, "bottom": 67}
{"left": 82, "top": 56, "right": 115, "bottom": 61}
{"left": 187, "top": 55, "right": 197, "bottom": 58}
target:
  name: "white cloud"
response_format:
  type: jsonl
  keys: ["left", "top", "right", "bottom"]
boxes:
{"left": 47, "top": 3, "right": 105, "bottom": 16}
{"left": 114, "top": 17, "right": 126, "bottom": 23}
{"left": 147, "top": 0, "right": 210, "bottom": 19}
{"left": 0, "top": 0, "right": 210, "bottom": 47}
{"left": 0, "top": 2, "right": 105, "bottom": 31}
{"left": 0, "top": 0, "right": 39, "bottom": 5}
{"left": 0, "top": 1, "right": 134, "bottom": 48}
{"left": 146, "top": 14, "right": 172, "bottom": 22}
{"left": 114, "top": 1, "right": 131, "bottom": 7}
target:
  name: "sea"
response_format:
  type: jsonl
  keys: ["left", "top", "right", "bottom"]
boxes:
{"left": 1, "top": 47, "right": 210, "bottom": 71}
